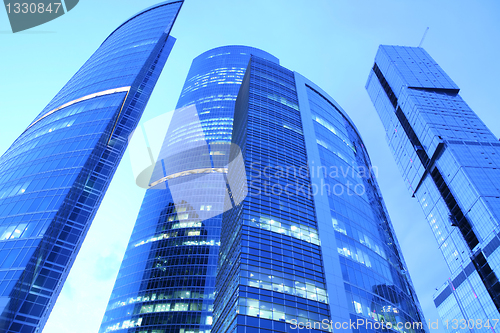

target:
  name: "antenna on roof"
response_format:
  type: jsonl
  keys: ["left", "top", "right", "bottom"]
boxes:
{"left": 418, "top": 27, "right": 429, "bottom": 48}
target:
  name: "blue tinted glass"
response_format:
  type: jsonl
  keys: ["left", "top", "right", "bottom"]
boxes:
{"left": 366, "top": 45, "right": 500, "bottom": 327}
{"left": 213, "top": 55, "right": 426, "bottom": 333}
{"left": 0, "top": 2, "right": 183, "bottom": 332}
{"left": 99, "top": 46, "right": 278, "bottom": 333}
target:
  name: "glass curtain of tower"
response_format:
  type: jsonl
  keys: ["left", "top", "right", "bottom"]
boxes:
{"left": 98, "top": 46, "right": 279, "bottom": 333}
{"left": 213, "top": 55, "right": 427, "bottom": 333}
{"left": 101, "top": 46, "right": 427, "bottom": 333}
{"left": 366, "top": 45, "right": 500, "bottom": 329}
{"left": 0, "top": 2, "right": 183, "bottom": 332}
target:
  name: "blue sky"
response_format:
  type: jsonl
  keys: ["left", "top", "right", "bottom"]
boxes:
{"left": 1, "top": 1, "right": 499, "bottom": 332}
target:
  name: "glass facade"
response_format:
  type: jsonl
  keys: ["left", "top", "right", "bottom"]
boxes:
{"left": 366, "top": 45, "right": 500, "bottom": 331}
{"left": 0, "top": 2, "right": 183, "bottom": 332}
{"left": 99, "top": 46, "right": 279, "bottom": 333}
{"left": 214, "top": 55, "right": 427, "bottom": 332}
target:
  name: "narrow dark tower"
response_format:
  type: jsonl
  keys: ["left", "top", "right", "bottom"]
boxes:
{"left": 0, "top": 2, "right": 183, "bottom": 332}
{"left": 366, "top": 45, "right": 500, "bottom": 330}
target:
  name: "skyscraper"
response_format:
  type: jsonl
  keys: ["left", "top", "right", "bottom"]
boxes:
{"left": 213, "top": 53, "right": 427, "bottom": 332}
{"left": 366, "top": 45, "right": 500, "bottom": 329}
{"left": 0, "top": 2, "right": 183, "bottom": 332}
{"left": 99, "top": 46, "right": 278, "bottom": 333}
{"left": 102, "top": 46, "right": 428, "bottom": 333}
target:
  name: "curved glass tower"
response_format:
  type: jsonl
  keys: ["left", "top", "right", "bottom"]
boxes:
{"left": 102, "top": 46, "right": 428, "bottom": 333}
{"left": 0, "top": 2, "right": 183, "bottom": 332}
{"left": 214, "top": 55, "right": 428, "bottom": 332}
{"left": 99, "top": 46, "right": 278, "bottom": 333}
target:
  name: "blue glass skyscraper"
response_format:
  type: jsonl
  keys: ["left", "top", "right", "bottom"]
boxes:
{"left": 99, "top": 46, "right": 278, "bottom": 333}
{"left": 213, "top": 53, "right": 427, "bottom": 332}
{"left": 366, "top": 45, "right": 500, "bottom": 331}
{"left": 102, "top": 46, "right": 427, "bottom": 333}
{"left": 0, "top": 2, "right": 183, "bottom": 332}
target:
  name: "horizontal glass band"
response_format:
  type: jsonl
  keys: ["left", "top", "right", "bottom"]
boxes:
{"left": 25, "top": 86, "right": 131, "bottom": 132}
